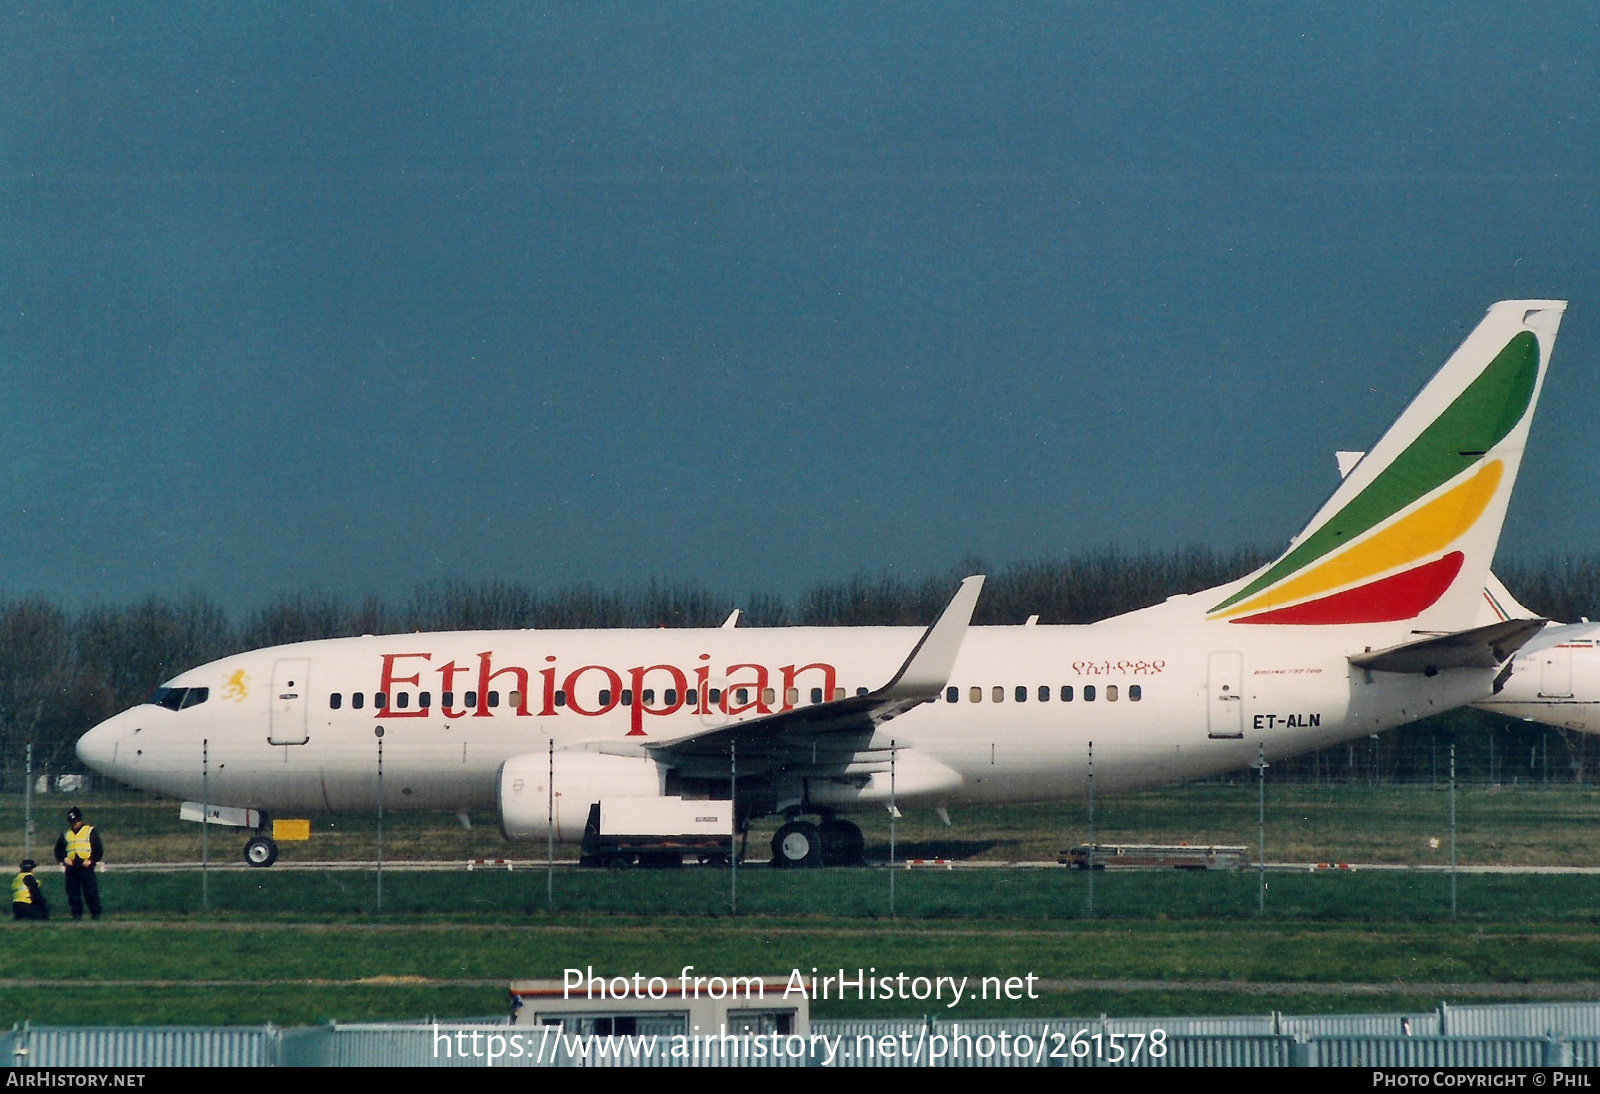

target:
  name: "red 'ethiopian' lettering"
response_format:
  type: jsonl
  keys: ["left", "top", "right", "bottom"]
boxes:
{"left": 565, "top": 665, "right": 623, "bottom": 716}
{"left": 377, "top": 653, "right": 431, "bottom": 718}
{"left": 721, "top": 664, "right": 772, "bottom": 716}
{"left": 436, "top": 661, "right": 470, "bottom": 719}
{"left": 627, "top": 664, "right": 688, "bottom": 735}
{"left": 475, "top": 652, "right": 529, "bottom": 717}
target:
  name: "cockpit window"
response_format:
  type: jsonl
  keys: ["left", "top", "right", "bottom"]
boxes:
{"left": 147, "top": 688, "right": 183, "bottom": 710}
{"left": 148, "top": 687, "right": 208, "bottom": 711}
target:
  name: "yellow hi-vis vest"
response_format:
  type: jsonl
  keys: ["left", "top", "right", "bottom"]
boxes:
{"left": 64, "top": 824, "right": 94, "bottom": 865}
{"left": 11, "top": 872, "right": 33, "bottom": 904}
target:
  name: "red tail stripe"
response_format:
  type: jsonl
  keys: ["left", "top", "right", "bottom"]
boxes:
{"left": 1228, "top": 552, "right": 1464, "bottom": 625}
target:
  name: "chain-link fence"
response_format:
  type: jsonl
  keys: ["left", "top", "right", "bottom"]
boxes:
{"left": 7, "top": 715, "right": 1600, "bottom": 922}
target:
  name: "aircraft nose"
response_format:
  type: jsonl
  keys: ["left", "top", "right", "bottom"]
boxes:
{"left": 76, "top": 715, "right": 126, "bottom": 775}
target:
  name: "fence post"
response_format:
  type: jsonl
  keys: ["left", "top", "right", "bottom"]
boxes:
{"left": 375, "top": 730, "right": 385, "bottom": 915}
{"left": 23, "top": 742, "right": 33, "bottom": 861}
{"left": 1449, "top": 744, "right": 1458, "bottom": 922}
{"left": 889, "top": 740, "right": 897, "bottom": 920}
{"left": 201, "top": 739, "right": 210, "bottom": 912}
{"left": 1086, "top": 740, "right": 1096, "bottom": 919}
{"left": 1257, "top": 743, "right": 1267, "bottom": 917}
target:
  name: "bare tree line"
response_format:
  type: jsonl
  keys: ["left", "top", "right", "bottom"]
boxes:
{"left": 3, "top": 546, "right": 1599, "bottom": 786}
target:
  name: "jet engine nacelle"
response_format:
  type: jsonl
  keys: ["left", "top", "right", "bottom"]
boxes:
{"left": 497, "top": 751, "right": 667, "bottom": 840}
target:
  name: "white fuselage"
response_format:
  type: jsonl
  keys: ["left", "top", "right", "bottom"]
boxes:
{"left": 76, "top": 621, "right": 1494, "bottom": 822}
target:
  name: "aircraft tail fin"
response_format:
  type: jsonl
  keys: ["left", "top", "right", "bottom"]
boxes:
{"left": 1193, "top": 301, "right": 1564, "bottom": 630}
{"left": 1477, "top": 571, "right": 1541, "bottom": 625}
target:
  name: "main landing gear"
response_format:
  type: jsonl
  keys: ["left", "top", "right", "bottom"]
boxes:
{"left": 770, "top": 817, "right": 865, "bottom": 867}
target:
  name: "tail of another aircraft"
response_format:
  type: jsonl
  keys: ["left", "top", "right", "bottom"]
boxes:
{"left": 1117, "top": 300, "right": 1565, "bottom": 631}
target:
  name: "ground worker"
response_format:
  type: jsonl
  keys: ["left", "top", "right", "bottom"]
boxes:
{"left": 11, "top": 859, "right": 48, "bottom": 920}
{"left": 54, "top": 807, "right": 103, "bottom": 920}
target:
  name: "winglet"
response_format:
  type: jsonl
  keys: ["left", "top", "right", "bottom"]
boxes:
{"left": 878, "top": 575, "right": 985, "bottom": 700}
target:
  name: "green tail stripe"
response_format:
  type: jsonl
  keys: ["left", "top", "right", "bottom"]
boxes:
{"left": 1210, "top": 331, "right": 1538, "bottom": 614}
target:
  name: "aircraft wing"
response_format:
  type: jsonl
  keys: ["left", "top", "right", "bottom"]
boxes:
{"left": 1348, "top": 617, "right": 1548, "bottom": 674}
{"left": 644, "top": 575, "right": 984, "bottom": 775}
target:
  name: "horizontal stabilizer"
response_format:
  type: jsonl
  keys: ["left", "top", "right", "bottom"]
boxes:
{"left": 1348, "top": 617, "right": 1548, "bottom": 674}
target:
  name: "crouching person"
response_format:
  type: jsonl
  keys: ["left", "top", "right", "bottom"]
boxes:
{"left": 12, "top": 859, "right": 48, "bottom": 920}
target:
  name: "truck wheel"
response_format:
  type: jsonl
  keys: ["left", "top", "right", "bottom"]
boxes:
{"left": 819, "top": 819, "right": 866, "bottom": 865}
{"left": 243, "top": 836, "right": 278, "bottom": 868}
{"left": 772, "top": 821, "right": 821, "bottom": 867}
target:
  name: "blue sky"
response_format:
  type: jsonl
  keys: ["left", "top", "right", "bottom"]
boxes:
{"left": 3, "top": 3, "right": 1598, "bottom": 612}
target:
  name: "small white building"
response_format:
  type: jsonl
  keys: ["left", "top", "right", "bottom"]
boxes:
{"left": 510, "top": 975, "right": 807, "bottom": 1037}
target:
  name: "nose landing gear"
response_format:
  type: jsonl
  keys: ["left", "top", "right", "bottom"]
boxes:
{"left": 243, "top": 834, "right": 278, "bottom": 867}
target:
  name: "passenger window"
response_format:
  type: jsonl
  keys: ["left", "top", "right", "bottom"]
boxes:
{"left": 1084, "top": 685, "right": 1096, "bottom": 702}
{"left": 1129, "top": 684, "right": 1142, "bottom": 702}
{"left": 465, "top": 691, "right": 477, "bottom": 708}
{"left": 375, "top": 692, "right": 387, "bottom": 709}
{"left": 736, "top": 688, "right": 749, "bottom": 705}
{"left": 1038, "top": 685, "right": 1049, "bottom": 702}
{"left": 396, "top": 693, "right": 410, "bottom": 709}
{"left": 353, "top": 692, "right": 365, "bottom": 710}
{"left": 510, "top": 690, "right": 524, "bottom": 708}
{"left": 419, "top": 691, "right": 431, "bottom": 708}
{"left": 857, "top": 687, "right": 869, "bottom": 697}
{"left": 785, "top": 687, "right": 799, "bottom": 706}
{"left": 553, "top": 690, "right": 565, "bottom": 707}
{"left": 488, "top": 691, "right": 500, "bottom": 708}
{"left": 643, "top": 689, "right": 656, "bottom": 706}
{"left": 810, "top": 688, "right": 823, "bottom": 704}
{"left": 665, "top": 689, "right": 678, "bottom": 706}
{"left": 600, "top": 689, "right": 613, "bottom": 706}
{"left": 622, "top": 690, "right": 634, "bottom": 706}
{"left": 762, "top": 688, "right": 776, "bottom": 706}
{"left": 708, "top": 688, "right": 721, "bottom": 704}
{"left": 834, "top": 688, "right": 845, "bottom": 701}
{"left": 1061, "top": 686, "right": 1073, "bottom": 702}
{"left": 442, "top": 691, "right": 454, "bottom": 707}
{"left": 970, "top": 686, "right": 982, "bottom": 703}
{"left": 992, "top": 686, "right": 1004, "bottom": 704}
{"left": 181, "top": 688, "right": 209, "bottom": 709}
{"left": 1106, "top": 685, "right": 1118, "bottom": 702}
{"left": 330, "top": 693, "right": 342, "bottom": 710}
{"left": 946, "top": 686, "right": 959, "bottom": 703}
{"left": 1015, "top": 685, "right": 1027, "bottom": 703}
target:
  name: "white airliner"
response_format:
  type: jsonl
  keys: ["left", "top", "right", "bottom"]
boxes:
{"left": 1471, "top": 574, "right": 1600, "bottom": 732}
{"left": 76, "top": 301, "right": 1566, "bottom": 867}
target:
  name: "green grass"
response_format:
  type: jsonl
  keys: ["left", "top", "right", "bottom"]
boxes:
{"left": 4, "top": 916, "right": 1599, "bottom": 1026}
{"left": 17, "top": 864, "right": 1600, "bottom": 922}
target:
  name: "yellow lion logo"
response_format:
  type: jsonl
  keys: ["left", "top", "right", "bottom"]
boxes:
{"left": 223, "top": 670, "right": 250, "bottom": 702}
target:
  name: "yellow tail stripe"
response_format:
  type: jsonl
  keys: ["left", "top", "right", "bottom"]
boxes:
{"left": 1212, "top": 460, "right": 1503, "bottom": 620}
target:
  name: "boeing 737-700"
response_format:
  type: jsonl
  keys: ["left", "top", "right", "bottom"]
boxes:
{"left": 75, "top": 300, "right": 1567, "bottom": 866}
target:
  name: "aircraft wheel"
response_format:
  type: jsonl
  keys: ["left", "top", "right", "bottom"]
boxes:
{"left": 818, "top": 819, "right": 865, "bottom": 866}
{"left": 771, "top": 821, "right": 821, "bottom": 867}
{"left": 243, "top": 836, "right": 278, "bottom": 868}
